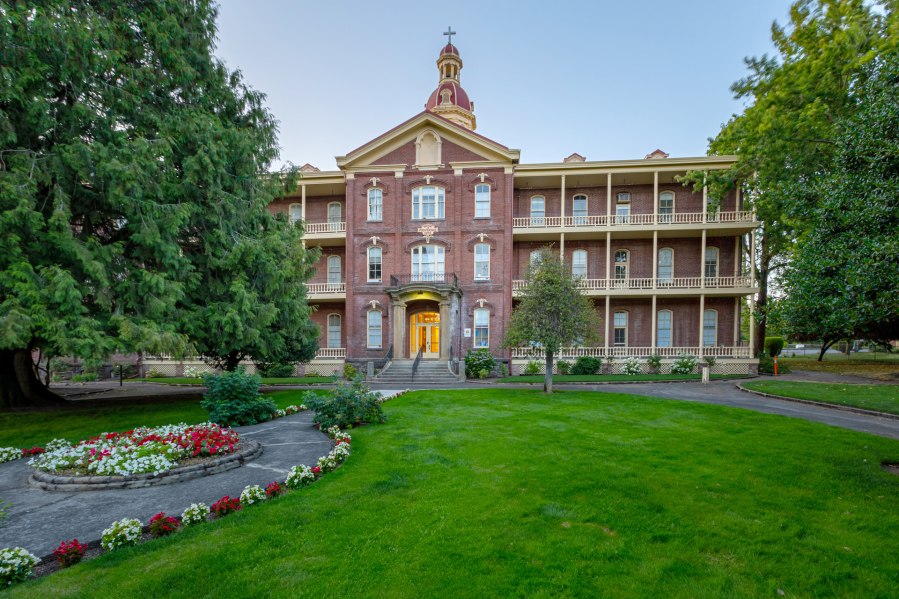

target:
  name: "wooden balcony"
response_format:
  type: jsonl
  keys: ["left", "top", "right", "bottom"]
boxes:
{"left": 511, "top": 346, "right": 753, "bottom": 359}
{"left": 512, "top": 211, "right": 757, "bottom": 241}
{"left": 513, "top": 276, "right": 757, "bottom": 297}
{"left": 292, "top": 218, "right": 346, "bottom": 246}
{"left": 307, "top": 282, "right": 346, "bottom": 300}
{"left": 315, "top": 348, "right": 346, "bottom": 359}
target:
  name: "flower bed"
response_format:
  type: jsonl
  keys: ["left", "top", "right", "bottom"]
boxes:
{"left": 27, "top": 423, "right": 240, "bottom": 477}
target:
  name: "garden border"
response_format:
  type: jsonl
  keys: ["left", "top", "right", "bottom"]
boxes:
{"left": 483, "top": 375, "right": 757, "bottom": 386}
{"left": 735, "top": 383, "right": 899, "bottom": 421}
{"left": 27, "top": 440, "right": 263, "bottom": 492}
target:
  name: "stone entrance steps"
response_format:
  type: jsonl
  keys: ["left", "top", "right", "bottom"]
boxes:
{"left": 373, "top": 360, "right": 461, "bottom": 385}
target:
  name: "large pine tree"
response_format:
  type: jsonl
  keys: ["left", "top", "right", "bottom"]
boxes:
{"left": 0, "top": 1, "right": 319, "bottom": 407}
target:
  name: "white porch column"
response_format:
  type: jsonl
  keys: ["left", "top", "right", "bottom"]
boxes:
{"left": 699, "top": 294, "right": 706, "bottom": 350}
{"left": 606, "top": 231, "right": 611, "bottom": 282}
{"left": 301, "top": 184, "right": 306, "bottom": 220}
{"left": 750, "top": 231, "right": 756, "bottom": 287}
{"left": 653, "top": 171, "right": 659, "bottom": 224}
{"left": 652, "top": 230, "right": 658, "bottom": 289}
{"left": 392, "top": 300, "right": 406, "bottom": 359}
{"left": 749, "top": 296, "right": 755, "bottom": 356}
{"left": 604, "top": 295, "right": 610, "bottom": 349}
{"left": 560, "top": 233, "right": 565, "bottom": 260}
{"left": 651, "top": 294, "right": 657, "bottom": 349}
{"left": 560, "top": 175, "right": 566, "bottom": 223}
{"left": 606, "top": 173, "right": 612, "bottom": 218}
{"left": 439, "top": 299, "right": 450, "bottom": 359}
{"left": 701, "top": 229, "right": 707, "bottom": 289}
{"left": 702, "top": 185, "right": 708, "bottom": 223}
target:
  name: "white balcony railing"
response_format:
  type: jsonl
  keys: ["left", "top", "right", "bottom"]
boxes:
{"left": 512, "top": 276, "right": 754, "bottom": 293}
{"left": 511, "top": 346, "right": 753, "bottom": 359}
{"left": 315, "top": 348, "right": 346, "bottom": 359}
{"left": 308, "top": 282, "right": 346, "bottom": 295}
{"left": 513, "top": 211, "right": 755, "bottom": 230}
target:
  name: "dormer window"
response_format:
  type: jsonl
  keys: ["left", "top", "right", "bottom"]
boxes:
{"left": 440, "top": 90, "right": 452, "bottom": 105}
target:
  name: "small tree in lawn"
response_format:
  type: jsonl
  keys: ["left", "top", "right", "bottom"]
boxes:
{"left": 502, "top": 247, "right": 602, "bottom": 393}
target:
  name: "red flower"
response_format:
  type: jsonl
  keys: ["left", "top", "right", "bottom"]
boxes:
{"left": 53, "top": 539, "right": 87, "bottom": 568}
{"left": 149, "top": 512, "right": 179, "bottom": 537}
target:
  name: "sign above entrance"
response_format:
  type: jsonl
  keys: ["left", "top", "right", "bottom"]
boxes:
{"left": 418, "top": 223, "right": 438, "bottom": 243}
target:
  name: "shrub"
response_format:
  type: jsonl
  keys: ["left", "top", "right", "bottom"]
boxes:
{"left": 758, "top": 355, "right": 792, "bottom": 375}
{"left": 671, "top": 351, "right": 698, "bottom": 375}
{"left": 500, "top": 364, "right": 509, "bottom": 377}
{"left": 101, "top": 518, "right": 142, "bottom": 551}
{"left": 522, "top": 360, "right": 541, "bottom": 375}
{"left": 53, "top": 539, "right": 87, "bottom": 568}
{"left": 201, "top": 368, "right": 276, "bottom": 426}
{"left": 145, "top": 369, "right": 165, "bottom": 378}
{"left": 72, "top": 373, "right": 97, "bottom": 383}
{"left": 622, "top": 357, "right": 643, "bottom": 375}
{"left": 0, "top": 547, "right": 39, "bottom": 587}
{"left": 49, "top": 357, "right": 69, "bottom": 376}
{"left": 20, "top": 447, "right": 44, "bottom": 457}
{"left": 557, "top": 361, "right": 572, "bottom": 375}
{"left": 182, "top": 365, "right": 200, "bottom": 379}
{"left": 286, "top": 465, "right": 317, "bottom": 488}
{"left": 211, "top": 495, "right": 241, "bottom": 517}
{"left": 302, "top": 374, "right": 386, "bottom": 430}
{"left": 240, "top": 485, "right": 267, "bottom": 506}
{"left": 571, "top": 356, "right": 602, "bottom": 375}
{"left": 0, "top": 448, "right": 19, "bottom": 464}
{"left": 266, "top": 481, "right": 287, "bottom": 499}
{"left": 51, "top": 375, "right": 62, "bottom": 383}
{"left": 464, "top": 349, "right": 497, "bottom": 378}
{"left": 646, "top": 354, "right": 663, "bottom": 373}
{"left": 342, "top": 363, "right": 357, "bottom": 379}
{"left": 112, "top": 362, "right": 136, "bottom": 377}
{"left": 317, "top": 453, "right": 338, "bottom": 474}
{"left": 764, "top": 337, "right": 785, "bottom": 357}
{"left": 148, "top": 512, "right": 179, "bottom": 537}
{"left": 81, "top": 357, "right": 104, "bottom": 374}
{"left": 257, "top": 363, "right": 295, "bottom": 378}
{"left": 704, "top": 356, "right": 718, "bottom": 368}
{"left": 478, "top": 368, "right": 488, "bottom": 379}
{"left": 181, "top": 503, "right": 210, "bottom": 526}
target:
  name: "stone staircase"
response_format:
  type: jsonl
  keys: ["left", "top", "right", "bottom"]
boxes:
{"left": 372, "top": 360, "right": 462, "bottom": 385}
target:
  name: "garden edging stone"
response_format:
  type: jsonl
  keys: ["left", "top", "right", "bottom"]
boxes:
{"left": 735, "top": 383, "right": 899, "bottom": 421}
{"left": 482, "top": 375, "right": 757, "bottom": 386}
{"left": 27, "top": 440, "right": 263, "bottom": 492}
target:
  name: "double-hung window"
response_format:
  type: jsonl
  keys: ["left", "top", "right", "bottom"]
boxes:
{"left": 413, "top": 186, "right": 444, "bottom": 219}
{"left": 327, "top": 314, "right": 341, "bottom": 349}
{"left": 659, "top": 192, "right": 674, "bottom": 223}
{"left": 705, "top": 247, "right": 719, "bottom": 283}
{"left": 289, "top": 204, "right": 302, "bottom": 224}
{"left": 658, "top": 248, "right": 673, "bottom": 285}
{"left": 613, "top": 311, "right": 627, "bottom": 347}
{"left": 368, "top": 247, "right": 382, "bottom": 282}
{"left": 530, "top": 196, "right": 545, "bottom": 227}
{"left": 368, "top": 189, "right": 382, "bottom": 221}
{"left": 614, "top": 250, "right": 629, "bottom": 287}
{"left": 367, "top": 311, "right": 382, "bottom": 349}
{"left": 474, "top": 244, "right": 490, "bottom": 279}
{"left": 327, "top": 256, "right": 341, "bottom": 290}
{"left": 328, "top": 203, "right": 342, "bottom": 231}
{"left": 703, "top": 310, "right": 717, "bottom": 347}
{"left": 657, "top": 310, "right": 672, "bottom": 347}
{"left": 572, "top": 250, "right": 587, "bottom": 278}
{"left": 572, "top": 194, "right": 587, "bottom": 225}
{"left": 412, "top": 245, "right": 445, "bottom": 282}
{"left": 474, "top": 309, "right": 489, "bottom": 348}
{"left": 475, "top": 184, "right": 490, "bottom": 218}
{"left": 616, "top": 193, "right": 630, "bottom": 224}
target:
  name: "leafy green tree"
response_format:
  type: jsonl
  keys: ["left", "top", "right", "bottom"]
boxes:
{"left": 769, "top": 53, "right": 899, "bottom": 360}
{"left": 0, "top": 1, "right": 317, "bottom": 407}
{"left": 680, "top": 0, "right": 898, "bottom": 347}
{"left": 502, "top": 247, "right": 603, "bottom": 393}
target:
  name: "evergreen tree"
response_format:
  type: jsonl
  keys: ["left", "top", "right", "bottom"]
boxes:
{"left": 0, "top": 1, "right": 318, "bottom": 407}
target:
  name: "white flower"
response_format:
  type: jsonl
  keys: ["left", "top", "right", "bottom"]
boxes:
{"left": 0, "top": 547, "right": 39, "bottom": 587}
{"left": 101, "top": 518, "right": 142, "bottom": 551}
{"left": 240, "top": 485, "right": 266, "bottom": 505}
{"left": 286, "top": 464, "right": 317, "bottom": 487}
{"left": 181, "top": 503, "right": 210, "bottom": 525}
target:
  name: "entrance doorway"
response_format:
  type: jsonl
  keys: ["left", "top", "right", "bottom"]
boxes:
{"left": 411, "top": 312, "right": 440, "bottom": 359}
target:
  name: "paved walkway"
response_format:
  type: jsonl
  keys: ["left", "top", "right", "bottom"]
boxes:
{"left": 0, "top": 412, "right": 332, "bottom": 557}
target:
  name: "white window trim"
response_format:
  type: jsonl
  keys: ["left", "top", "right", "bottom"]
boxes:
{"left": 327, "top": 313, "right": 341, "bottom": 349}
{"left": 705, "top": 246, "right": 719, "bottom": 279}
{"left": 614, "top": 249, "right": 629, "bottom": 280}
{"left": 703, "top": 309, "right": 718, "bottom": 347}
{"left": 367, "top": 247, "right": 382, "bottom": 282}
{"left": 411, "top": 244, "right": 445, "bottom": 279}
{"left": 572, "top": 249, "right": 587, "bottom": 278}
{"left": 475, "top": 184, "right": 491, "bottom": 218}
{"left": 367, "top": 310, "right": 382, "bottom": 349}
{"left": 613, "top": 310, "right": 628, "bottom": 347}
{"left": 474, "top": 243, "right": 490, "bottom": 280}
{"left": 530, "top": 195, "right": 545, "bottom": 216}
{"left": 572, "top": 194, "right": 589, "bottom": 215}
{"left": 657, "top": 309, "right": 673, "bottom": 347}
{"left": 659, "top": 190, "right": 676, "bottom": 213}
{"left": 367, "top": 189, "right": 383, "bottom": 221}
{"left": 327, "top": 255, "right": 341, "bottom": 284}
{"left": 658, "top": 247, "right": 674, "bottom": 282}
{"left": 327, "top": 202, "right": 342, "bottom": 221}
{"left": 288, "top": 203, "right": 302, "bottom": 224}
{"left": 412, "top": 186, "right": 446, "bottom": 220}
{"left": 474, "top": 308, "right": 490, "bottom": 348}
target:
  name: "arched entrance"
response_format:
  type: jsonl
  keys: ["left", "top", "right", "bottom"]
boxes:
{"left": 385, "top": 279, "right": 462, "bottom": 361}
{"left": 411, "top": 312, "right": 440, "bottom": 359}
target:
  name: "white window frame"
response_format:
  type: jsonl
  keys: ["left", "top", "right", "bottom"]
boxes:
{"left": 475, "top": 184, "right": 490, "bottom": 218}
{"left": 705, "top": 247, "right": 719, "bottom": 281}
{"left": 367, "top": 310, "right": 382, "bottom": 349}
{"left": 572, "top": 249, "right": 587, "bottom": 278}
{"left": 367, "top": 247, "right": 382, "bottom": 282}
{"left": 289, "top": 203, "right": 302, "bottom": 224}
{"left": 368, "top": 189, "right": 382, "bottom": 221}
{"left": 703, "top": 309, "right": 718, "bottom": 347}
{"left": 327, "top": 256, "right": 341, "bottom": 286}
{"left": 530, "top": 196, "right": 545, "bottom": 226}
{"left": 327, "top": 314, "right": 341, "bottom": 349}
{"left": 614, "top": 249, "right": 629, "bottom": 281}
{"left": 657, "top": 310, "right": 672, "bottom": 348}
{"left": 616, "top": 192, "right": 630, "bottom": 224}
{"left": 412, "top": 186, "right": 445, "bottom": 220}
{"left": 658, "top": 247, "right": 673, "bottom": 284}
{"left": 529, "top": 249, "right": 543, "bottom": 266}
{"left": 411, "top": 245, "right": 445, "bottom": 281}
{"left": 474, "top": 308, "right": 489, "bottom": 348}
{"left": 659, "top": 191, "right": 675, "bottom": 223}
{"left": 474, "top": 243, "right": 490, "bottom": 280}
{"left": 328, "top": 202, "right": 342, "bottom": 223}
{"left": 572, "top": 194, "right": 588, "bottom": 225}
{"left": 613, "top": 310, "right": 628, "bottom": 347}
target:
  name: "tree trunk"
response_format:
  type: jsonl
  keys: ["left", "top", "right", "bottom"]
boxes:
{"left": 544, "top": 350, "right": 554, "bottom": 394}
{"left": 754, "top": 231, "right": 771, "bottom": 349}
{"left": 224, "top": 351, "right": 242, "bottom": 372}
{"left": 845, "top": 340, "right": 852, "bottom": 357}
{"left": 817, "top": 339, "right": 836, "bottom": 362}
{"left": 0, "top": 348, "right": 68, "bottom": 409}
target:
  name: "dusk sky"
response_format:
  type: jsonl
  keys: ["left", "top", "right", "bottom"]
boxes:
{"left": 214, "top": 0, "right": 794, "bottom": 170}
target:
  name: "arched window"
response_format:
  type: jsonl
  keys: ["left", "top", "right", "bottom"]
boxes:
{"left": 367, "top": 311, "right": 382, "bottom": 349}
{"left": 572, "top": 250, "right": 587, "bottom": 278}
{"left": 657, "top": 310, "right": 672, "bottom": 348}
{"left": 413, "top": 186, "right": 445, "bottom": 219}
{"left": 474, "top": 308, "right": 489, "bottom": 348}
{"left": 705, "top": 247, "right": 719, "bottom": 281}
{"left": 474, "top": 243, "right": 490, "bottom": 279}
{"left": 613, "top": 311, "right": 628, "bottom": 347}
{"left": 412, "top": 245, "right": 445, "bottom": 282}
{"left": 289, "top": 203, "right": 302, "bottom": 224}
{"left": 475, "top": 184, "right": 490, "bottom": 218}
{"left": 614, "top": 250, "right": 629, "bottom": 282}
{"left": 572, "top": 194, "right": 588, "bottom": 225}
{"left": 530, "top": 196, "right": 545, "bottom": 226}
{"left": 327, "top": 314, "right": 341, "bottom": 349}
{"left": 367, "top": 247, "right": 382, "bottom": 282}
{"left": 616, "top": 192, "right": 630, "bottom": 224}
{"left": 659, "top": 191, "right": 674, "bottom": 223}
{"left": 328, "top": 202, "right": 341, "bottom": 223}
{"left": 703, "top": 310, "right": 717, "bottom": 347}
{"left": 368, "top": 189, "right": 382, "bottom": 221}
{"left": 658, "top": 248, "right": 673, "bottom": 284}
{"left": 327, "top": 256, "right": 341, "bottom": 286}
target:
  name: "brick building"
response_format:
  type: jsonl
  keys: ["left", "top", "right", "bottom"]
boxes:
{"left": 272, "top": 40, "right": 760, "bottom": 377}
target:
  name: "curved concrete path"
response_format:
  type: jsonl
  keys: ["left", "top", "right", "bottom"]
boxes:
{"left": 0, "top": 412, "right": 332, "bottom": 557}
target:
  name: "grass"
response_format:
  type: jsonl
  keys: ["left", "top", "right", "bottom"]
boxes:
{"left": 507, "top": 374, "right": 745, "bottom": 383}
{"left": 742, "top": 380, "right": 899, "bottom": 415}
{"left": 128, "top": 377, "right": 333, "bottom": 385}
{"left": 8, "top": 388, "right": 899, "bottom": 598}
{"left": 779, "top": 354, "right": 899, "bottom": 378}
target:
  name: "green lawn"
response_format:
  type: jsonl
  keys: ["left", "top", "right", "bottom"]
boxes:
{"left": 128, "top": 376, "right": 333, "bottom": 385}
{"left": 742, "top": 380, "right": 899, "bottom": 415}
{"left": 8, "top": 389, "right": 899, "bottom": 598}
{"left": 507, "top": 374, "right": 745, "bottom": 383}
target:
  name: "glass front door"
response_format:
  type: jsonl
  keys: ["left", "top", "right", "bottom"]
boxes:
{"left": 411, "top": 312, "right": 440, "bottom": 359}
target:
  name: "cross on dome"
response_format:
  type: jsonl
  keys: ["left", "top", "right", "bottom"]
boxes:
{"left": 443, "top": 27, "right": 455, "bottom": 45}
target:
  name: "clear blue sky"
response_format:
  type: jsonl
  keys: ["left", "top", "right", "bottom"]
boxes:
{"left": 214, "top": 0, "right": 793, "bottom": 169}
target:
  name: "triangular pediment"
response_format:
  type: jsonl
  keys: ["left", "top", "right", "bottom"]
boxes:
{"left": 335, "top": 111, "right": 519, "bottom": 170}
